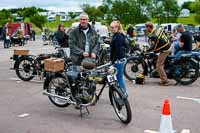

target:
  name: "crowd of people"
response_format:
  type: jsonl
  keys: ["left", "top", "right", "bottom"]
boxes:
{"left": 1, "top": 12, "right": 199, "bottom": 94}
{"left": 1, "top": 25, "right": 36, "bottom": 48}
{"left": 51, "top": 12, "right": 200, "bottom": 95}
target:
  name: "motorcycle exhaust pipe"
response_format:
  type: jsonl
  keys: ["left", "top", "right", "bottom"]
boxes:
{"left": 43, "top": 91, "right": 77, "bottom": 105}
{"left": 43, "top": 91, "right": 97, "bottom": 107}
{"left": 80, "top": 95, "right": 97, "bottom": 107}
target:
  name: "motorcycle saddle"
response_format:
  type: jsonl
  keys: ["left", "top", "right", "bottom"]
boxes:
{"left": 38, "top": 54, "right": 51, "bottom": 60}
{"left": 180, "top": 53, "right": 192, "bottom": 58}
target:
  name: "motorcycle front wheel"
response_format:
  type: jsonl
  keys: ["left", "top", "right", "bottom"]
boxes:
{"left": 124, "top": 58, "right": 144, "bottom": 81}
{"left": 47, "top": 76, "right": 71, "bottom": 107}
{"left": 110, "top": 85, "right": 132, "bottom": 124}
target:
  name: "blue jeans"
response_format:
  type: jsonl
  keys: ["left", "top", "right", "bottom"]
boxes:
{"left": 174, "top": 42, "right": 180, "bottom": 55}
{"left": 4, "top": 39, "right": 10, "bottom": 48}
{"left": 115, "top": 63, "right": 126, "bottom": 94}
{"left": 174, "top": 50, "right": 190, "bottom": 60}
{"left": 71, "top": 65, "right": 79, "bottom": 80}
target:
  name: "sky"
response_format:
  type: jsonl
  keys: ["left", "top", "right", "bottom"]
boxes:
{"left": 0, "top": 0, "right": 195, "bottom": 12}
{"left": 0, "top": 0, "right": 103, "bottom": 12}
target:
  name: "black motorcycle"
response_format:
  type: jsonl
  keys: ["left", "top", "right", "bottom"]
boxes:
{"left": 124, "top": 48, "right": 199, "bottom": 85}
{"left": 97, "top": 42, "right": 110, "bottom": 65}
{"left": 43, "top": 59, "right": 132, "bottom": 124}
{"left": 10, "top": 46, "right": 72, "bottom": 81}
{"left": 10, "top": 36, "right": 25, "bottom": 46}
{"left": 42, "top": 32, "right": 54, "bottom": 45}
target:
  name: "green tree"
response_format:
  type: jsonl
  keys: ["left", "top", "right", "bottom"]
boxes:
{"left": 68, "top": 12, "right": 79, "bottom": 20}
{"left": 151, "top": 0, "right": 180, "bottom": 23}
{"left": 163, "top": 0, "right": 180, "bottom": 23}
{"left": 106, "top": 0, "right": 150, "bottom": 26}
{"left": 97, "top": 5, "right": 109, "bottom": 19}
{"left": 30, "top": 14, "right": 47, "bottom": 31}
{"left": 82, "top": 4, "right": 103, "bottom": 21}
{"left": 181, "top": 1, "right": 195, "bottom": 13}
{"left": 0, "top": 9, "right": 13, "bottom": 26}
{"left": 191, "top": 0, "right": 200, "bottom": 24}
{"left": 17, "top": 7, "right": 38, "bottom": 20}
{"left": 150, "top": 0, "right": 165, "bottom": 24}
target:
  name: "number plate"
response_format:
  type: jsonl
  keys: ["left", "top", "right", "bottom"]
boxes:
{"left": 107, "top": 75, "right": 117, "bottom": 83}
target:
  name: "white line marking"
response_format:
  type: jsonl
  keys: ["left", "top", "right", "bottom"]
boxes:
{"left": 18, "top": 113, "right": 30, "bottom": 118}
{"left": 144, "top": 130, "right": 159, "bottom": 133}
{"left": 181, "top": 129, "right": 190, "bottom": 133}
{"left": 10, "top": 78, "right": 21, "bottom": 81}
{"left": 177, "top": 96, "right": 200, "bottom": 104}
{"left": 145, "top": 129, "right": 189, "bottom": 133}
{"left": 16, "top": 81, "right": 23, "bottom": 84}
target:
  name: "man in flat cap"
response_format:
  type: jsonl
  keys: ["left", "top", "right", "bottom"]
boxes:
{"left": 145, "top": 22, "right": 172, "bottom": 86}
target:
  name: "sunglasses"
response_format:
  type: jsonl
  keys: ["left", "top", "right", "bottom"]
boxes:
{"left": 146, "top": 25, "right": 153, "bottom": 28}
{"left": 80, "top": 19, "right": 88, "bottom": 21}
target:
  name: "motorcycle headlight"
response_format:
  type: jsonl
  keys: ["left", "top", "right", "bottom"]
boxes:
{"left": 107, "top": 66, "right": 117, "bottom": 75}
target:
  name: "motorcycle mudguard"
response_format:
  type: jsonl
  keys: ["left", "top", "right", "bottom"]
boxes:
{"left": 127, "top": 55, "right": 142, "bottom": 61}
{"left": 43, "top": 72, "right": 66, "bottom": 90}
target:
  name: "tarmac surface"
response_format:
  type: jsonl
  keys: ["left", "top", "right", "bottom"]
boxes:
{"left": 0, "top": 38, "right": 199, "bottom": 133}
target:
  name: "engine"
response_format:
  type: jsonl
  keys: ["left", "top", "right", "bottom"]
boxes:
{"left": 76, "top": 81, "right": 96, "bottom": 103}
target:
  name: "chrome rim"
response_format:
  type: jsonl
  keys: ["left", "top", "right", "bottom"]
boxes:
{"left": 48, "top": 77, "right": 70, "bottom": 105}
{"left": 112, "top": 91, "right": 127, "bottom": 121}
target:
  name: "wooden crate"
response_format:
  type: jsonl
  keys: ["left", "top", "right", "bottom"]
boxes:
{"left": 14, "top": 49, "right": 29, "bottom": 55}
{"left": 44, "top": 58, "right": 64, "bottom": 72}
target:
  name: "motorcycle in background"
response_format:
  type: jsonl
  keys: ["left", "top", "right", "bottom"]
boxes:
{"left": 124, "top": 44, "right": 199, "bottom": 85}
{"left": 10, "top": 46, "right": 72, "bottom": 81}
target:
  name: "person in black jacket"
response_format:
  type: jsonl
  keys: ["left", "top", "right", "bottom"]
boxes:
{"left": 146, "top": 22, "right": 172, "bottom": 86}
{"left": 110, "top": 20, "right": 127, "bottom": 95}
{"left": 54, "top": 24, "right": 69, "bottom": 48}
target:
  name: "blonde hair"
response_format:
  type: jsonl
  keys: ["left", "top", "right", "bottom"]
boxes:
{"left": 111, "top": 20, "right": 125, "bottom": 35}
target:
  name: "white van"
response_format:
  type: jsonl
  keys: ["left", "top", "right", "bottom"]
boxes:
{"left": 195, "top": 25, "right": 200, "bottom": 33}
{"left": 160, "top": 23, "right": 179, "bottom": 33}
{"left": 60, "top": 15, "right": 67, "bottom": 22}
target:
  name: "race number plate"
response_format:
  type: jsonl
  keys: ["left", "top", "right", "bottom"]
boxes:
{"left": 107, "top": 75, "right": 117, "bottom": 83}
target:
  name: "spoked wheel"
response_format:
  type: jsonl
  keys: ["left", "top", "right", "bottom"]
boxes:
{"left": 47, "top": 76, "right": 71, "bottom": 107}
{"left": 15, "top": 57, "right": 35, "bottom": 81}
{"left": 175, "top": 59, "right": 199, "bottom": 85}
{"left": 111, "top": 85, "right": 132, "bottom": 124}
{"left": 124, "top": 59, "right": 144, "bottom": 81}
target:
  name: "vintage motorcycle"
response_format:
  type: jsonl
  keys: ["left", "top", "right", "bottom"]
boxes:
{"left": 97, "top": 41, "right": 110, "bottom": 65}
{"left": 10, "top": 46, "right": 72, "bottom": 81}
{"left": 43, "top": 59, "right": 132, "bottom": 124}
{"left": 124, "top": 45, "right": 199, "bottom": 85}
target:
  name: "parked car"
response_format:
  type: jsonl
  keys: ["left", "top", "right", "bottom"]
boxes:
{"left": 47, "top": 15, "right": 56, "bottom": 22}
{"left": 135, "top": 23, "right": 146, "bottom": 36}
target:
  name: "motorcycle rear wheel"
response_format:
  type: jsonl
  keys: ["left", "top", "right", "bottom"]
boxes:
{"left": 47, "top": 76, "right": 71, "bottom": 107}
{"left": 15, "top": 57, "right": 35, "bottom": 81}
{"left": 175, "top": 59, "right": 199, "bottom": 85}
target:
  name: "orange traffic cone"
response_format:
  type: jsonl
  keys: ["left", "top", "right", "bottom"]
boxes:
{"left": 159, "top": 99, "right": 175, "bottom": 133}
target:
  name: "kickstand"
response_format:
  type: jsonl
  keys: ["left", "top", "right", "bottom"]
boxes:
{"left": 80, "top": 105, "right": 90, "bottom": 117}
